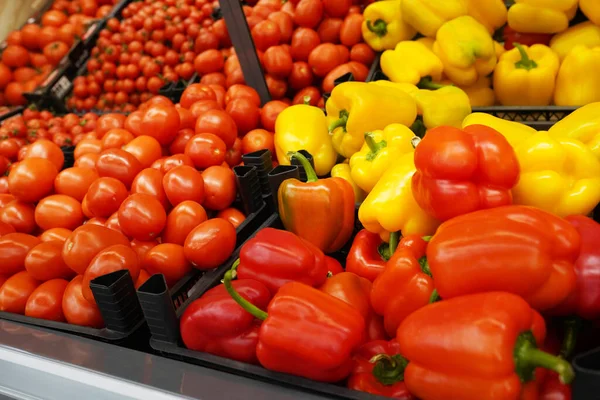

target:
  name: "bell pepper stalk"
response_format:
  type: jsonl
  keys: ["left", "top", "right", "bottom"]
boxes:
{"left": 366, "top": 20, "right": 387, "bottom": 37}
{"left": 513, "top": 42, "right": 537, "bottom": 70}
{"left": 428, "top": 205, "right": 579, "bottom": 312}
{"left": 225, "top": 260, "right": 366, "bottom": 382}
{"left": 560, "top": 317, "right": 582, "bottom": 359}
{"left": 398, "top": 292, "right": 575, "bottom": 400}
{"left": 362, "top": 0, "right": 416, "bottom": 52}
{"left": 346, "top": 230, "right": 399, "bottom": 282}
{"left": 278, "top": 151, "right": 355, "bottom": 253}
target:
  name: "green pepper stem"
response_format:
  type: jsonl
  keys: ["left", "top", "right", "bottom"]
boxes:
{"left": 370, "top": 354, "right": 408, "bottom": 386}
{"left": 410, "top": 119, "right": 426, "bottom": 139}
{"left": 428, "top": 289, "right": 439, "bottom": 303}
{"left": 366, "top": 19, "right": 387, "bottom": 37}
{"left": 422, "top": 236, "right": 432, "bottom": 242}
{"left": 388, "top": 231, "right": 399, "bottom": 255}
{"left": 364, "top": 133, "right": 387, "bottom": 161}
{"left": 302, "top": 96, "right": 311, "bottom": 105}
{"left": 560, "top": 317, "right": 582, "bottom": 359}
{"left": 417, "top": 76, "right": 446, "bottom": 90}
{"left": 514, "top": 331, "right": 575, "bottom": 385}
{"left": 224, "top": 259, "right": 268, "bottom": 321}
{"left": 287, "top": 151, "right": 318, "bottom": 182}
{"left": 328, "top": 109, "right": 349, "bottom": 133}
{"left": 419, "top": 256, "right": 432, "bottom": 277}
{"left": 514, "top": 43, "right": 538, "bottom": 70}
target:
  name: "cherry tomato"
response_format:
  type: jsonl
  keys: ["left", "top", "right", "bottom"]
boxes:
{"left": 242, "top": 129, "right": 275, "bottom": 155}
{"left": 131, "top": 168, "right": 169, "bottom": 209}
{"left": 0, "top": 200, "right": 36, "bottom": 234}
{"left": 8, "top": 157, "right": 58, "bottom": 203}
{"left": 82, "top": 244, "right": 140, "bottom": 304}
{"left": 184, "top": 218, "right": 236, "bottom": 270}
{"left": 202, "top": 166, "right": 236, "bottom": 210}
{"left": 39, "top": 227, "right": 71, "bottom": 243}
{"left": 96, "top": 113, "right": 126, "bottom": 139}
{"left": 121, "top": 135, "right": 163, "bottom": 169}
{"left": 34, "top": 195, "right": 83, "bottom": 231}
{"left": 0, "top": 271, "right": 40, "bottom": 314}
{"left": 96, "top": 148, "right": 143, "bottom": 188}
{"left": 162, "top": 165, "right": 205, "bottom": 207}
{"left": 62, "top": 275, "right": 104, "bottom": 328}
{"left": 85, "top": 177, "right": 129, "bottom": 218}
{"left": 25, "top": 279, "right": 69, "bottom": 321}
{"left": 180, "top": 84, "right": 216, "bottom": 109}
{"left": 118, "top": 193, "right": 167, "bottom": 241}
{"left": 143, "top": 243, "right": 192, "bottom": 286}
{"left": 260, "top": 100, "right": 288, "bottom": 131}
{"left": 194, "top": 109, "right": 237, "bottom": 148}
{"left": 54, "top": 167, "right": 99, "bottom": 202}
{"left": 217, "top": 208, "right": 246, "bottom": 229}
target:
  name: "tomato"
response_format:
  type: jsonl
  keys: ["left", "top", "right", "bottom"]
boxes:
{"left": 85, "top": 177, "right": 128, "bottom": 218}
{"left": 105, "top": 211, "right": 125, "bottom": 235}
{"left": 13, "top": 67, "right": 37, "bottom": 83}
{"left": 96, "top": 148, "right": 143, "bottom": 188}
{"left": 85, "top": 218, "right": 106, "bottom": 226}
{"left": 121, "top": 135, "right": 162, "bottom": 169}
{"left": 74, "top": 138, "right": 103, "bottom": 159}
{"left": 143, "top": 243, "right": 191, "bottom": 286}
{"left": 0, "top": 200, "right": 36, "bottom": 233}
{"left": 24, "top": 240, "right": 73, "bottom": 281}
{"left": 5, "top": 82, "right": 27, "bottom": 106}
{"left": 180, "top": 84, "right": 216, "bottom": 109}
{"left": 131, "top": 239, "right": 158, "bottom": 262}
{"left": 161, "top": 200, "right": 207, "bottom": 245}
{"left": 25, "top": 277, "right": 69, "bottom": 320}
{"left": 2, "top": 45, "right": 30, "bottom": 68}
{"left": 0, "top": 232, "right": 39, "bottom": 275}
{"left": 199, "top": 72, "right": 226, "bottom": 87}
{"left": 169, "top": 129, "right": 194, "bottom": 155}
{"left": 195, "top": 30, "right": 219, "bottom": 53}
{"left": 0, "top": 271, "right": 40, "bottom": 314}
{"left": 0, "top": 63, "right": 12, "bottom": 90}
{"left": 118, "top": 193, "right": 166, "bottom": 241}
{"left": 162, "top": 165, "right": 205, "bottom": 207}
{"left": 290, "top": 28, "right": 320, "bottom": 62}
{"left": 42, "top": 10, "right": 68, "bottom": 27}
{"left": 241, "top": 129, "right": 275, "bottom": 155}
{"left": 262, "top": 46, "right": 293, "bottom": 80}
{"left": 194, "top": 109, "right": 237, "bottom": 149}
{"left": 82, "top": 244, "right": 140, "bottom": 304}
{"left": 62, "top": 224, "right": 130, "bottom": 275}
{"left": 212, "top": 19, "right": 231, "bottom": 47}
{"left": 43, "top": 41, "right": 70, "bottom": 65}
{"left": 62, "top": 275, "right": 104, "bottom": 328}
{"left": 268, "top": 11, "right": 293, "bottom": 43}
{"left": 21, "top": 24, "right": 41, "bottom": 50}
{"left": 0, "top": 177, "right": 8, "bottom": 194}
{"left": 251, "top": 20, "right": 281, "bottom": 52}
{"left": 8, "top": 158, "right": 58, "bottom": 203}
{"left": 131, "top": 168, "right": 169, "bottom": 209}
{"left": 350, "top": 43, "right": 376, "bottom": 66}
{"left": 224, "top": 98, "right": 261, "bottom": 136}
{"left": 183, "top": 218, "right": 236, "bottom": 270}
{"left": 35, "top": 195, "right": 83, "bottom": 231}
{"left": 96, "top": 113, "right": 126, "bottom": 139}
{"left": 309, "top": 43, "right": 344, "bottom": 77}
{"left": 294, "top": 0, "right": 323, "bottom": 28}
{"left": 23, "top": 139, "right": 64, "bottom": 170}
{"left": 39, "top": 227, "right": 71, "bottom": 243}
{"left": 322, "top": 0, "right": 351, "bottom": 17}
{"left": 135, "top": 269, "right": 151, "bottom": 289}
{"left": 101, "top": 128, "right": 134, "bottom": 149}
{"left": 260, "top": 100, "right": 288, "bottom": 131}
{"left": 193, "top": 49, "right": 224, "bottom": 75}
{"left": 340, "top": 13, "right": 363, "bottom": 47}
{"left": 0, "top": 194, "right": 14, "bottom": 208}
{"left": 140, "top": 104, "right": 180, "bottom": 146}
{"left": 202, "top": 165, "right": 236, "bottom": 210}
{"left": 292, "top": 86, "right": 321, "bottom": 106}
{"left": 322, "top": 63, "right": 356, "bottom": 92}
{"left": 217, "top": 208, "right": 246, "bottom": 228}
{"left": 337, "top": 45, "right": 350, "bottom": 64}
{"left": 54, "top": 167, "right": 99, "bottom": 202}
{"left": 184, "top": 133, "right": 226, "bottom": 170}
{"left": 74, "top": 152, "right": 100, "bottom": 169}
{"left": 0, "top": 138, "right": 21, "bottom": 160}
{"left": 289, "top": 61, "right": 314, "bottom": 90}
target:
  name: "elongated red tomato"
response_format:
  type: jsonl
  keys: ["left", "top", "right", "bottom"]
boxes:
{"left": 8, "top": 158, "right": 58, "bottom": 203}
{"left": 0, "top": 271, "right": 40, "bottom": 314}
{"left": 25, "top": 279, "right": 69, "bottom": 322}
{"left": 162, "top": 201, "right": 208, "bottom": 245}
{"left": 118, "top": 193, "right": 167, "bottom": 241}
{"left": 25, "top": 241, "right": 74, "bottom": 281}
{"left": 0, "top": 233, "right": 40, "bottom": 275}
{"left": 34, "top": 195, "right": 84, "bottom": 230}
{"left": 143, "top": 243, "right": 192, "bottom": 286}
{"left": 62, "top": 275, "right": 104, "bottom": 328}
{"left": 184, "top": 218, "right": 236, "bottom": 270}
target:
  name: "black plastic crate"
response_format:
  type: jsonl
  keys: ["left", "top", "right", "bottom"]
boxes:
{"left": 0, "top": 106, "right": 25, "bottom": 123}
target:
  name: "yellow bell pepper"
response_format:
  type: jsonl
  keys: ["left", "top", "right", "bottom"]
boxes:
{"left": 413, "top": 79, "right": 472, "bottom": 130}
{"left": 331, "top": 163, "right": 366, "bottom": 203}
{"left": 548, "top": 102, "right": 600, "bottom": 160}
{"left": 462, "top": 113, "right": 537, "bottom": 147}
{"left": 507, "top": 0, "right": 578, "bottom": 34}
{"left": 580, "top": 0, "right": 600, "bottom": 26}
{"left": 457, "top": 76, "right": 495, "bottom": 107}
{"left": 512, "top": 132, "right": 600, "bottom": 218}
{"left": 401, "top": 0, "right": 467, "bottom": 38}
{"left": 349, "top": 124, "right": 416, "bottom": 193}
{"left": 274, "top": 104, "right": 337, "bottom": 176}
{"left": 493, "top": 43, "right": 560, "bottom": 106}
{"left": 550, "top": 22, "right": 600, "bottom": 61}
{"left": 416, "top": 37, "right": 435, "bottom": 50}
{"left": 380, "top": 41, "right": 444, "bottom": 85}
{"left": 495, "top": 41, "right": 506, "bottom": 60}
{"left": 358, "top": 152, "right": 439, "bottom": 236}
{"left": 326, "top": 82, "right": 417, "bottom": 159}
{"left": 433, "top": 16, "right": 497, "bottom": 86}
{"left": 554, "top": 45, "right": 600, "bottom": 106}
{"left": 361, "top": 0, "right": 416, "bottom": 52}
{"left": 464, "top": 0, "right": 508, "bottom": 33}
{"left": 369, "top": 80, "right": 419, "bottom": 95}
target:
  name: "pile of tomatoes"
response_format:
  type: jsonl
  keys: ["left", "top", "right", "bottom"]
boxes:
{"left": 0, "top": 0, "right": 119, "bottom": 107}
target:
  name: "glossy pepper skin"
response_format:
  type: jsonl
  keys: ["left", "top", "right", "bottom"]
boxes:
{"left": 550, "top": 22, "right": 600, "bottom": 61}
{"left": 237, "top": 228, "right": 329, "bottom": 294}
{"left": 512, "top": 132, "right": 600, "bottom": 217}
{"left": 346, "top": 230, "right": 390, "bottom": 282}
{"left": 462, "top": 112, "right": 536, "bottom": 148}
{"left": 548, "top": 102, "right": 600, "bottom": 160}
{"left": 413, "top": 79, "right": 472, "bottom": 130}
{"left": 180, "top": 279, "right": 271, "bottom": 364}
{"left": 326, "top": 82, "right": 417, "bottom": 158}
{"left": 274, "top": 104, "right": 337, "bottom": 176}
{"left": 362, "top": 0, "right": 416, "bottom": 52}
{"left": 401, "top": 0, "right": 467, "bottom": 38}
{"left": 278, "top": 152, "right": 355, "bottom": 253}
{"left": 508, "top": 0, "right": 578, "bottom": 34}
{"left": 554, "top": 45, "right": 600, "bottom": 106}
{"left": 494, "top": 43, "right": 560, "bottom": 106}
{"left": 464, "top": 0, "right": 507, "bottom": 34}
{"left": 359, "top": 152, "right": 439, "bottom": 238}
{"left": 580, "top": 0, "right": 600, "bottom": 26}
{"left": 412, "top": 125, "right": 520, "bottom": 221}
{"left": 347, "top": 340, "right": 415, "bottom": 399}
{"left": 428, "top": 205, "right": 580, "bottom": 311}
{"left": 456, "top": 76, "right": 495, "bottom": 107}
{"left": 549, "top": 216, "right": 600, "bottom": 320}
{"left": 380, "top": 41, "right": 444, "bottom": 85}
{"left": 319, "top": 272, "right": 386, "bottom": 342}
{"left": 331, "top": 163, "right": 366, "bottom": 203}
{"left": 372, "top": 234, "right": 434, "bottom": 337}
{"left": 397, "top": 292, "right": 575, "bottom": 400}
{"left": 349, "top": 123, "right": 416, "bottom": 193}
{"left": 433, "top": 16, "right": 497, "bottom": 86}
{"left": 224, "top": 265, "right": 366, "bottom": 383}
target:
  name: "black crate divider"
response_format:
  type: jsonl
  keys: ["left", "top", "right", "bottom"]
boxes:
{"left": 0, "top": 106, "right": 24, "bottom": 123}
{"left": 573, "top": 347, "right": 600, "bottom": 399}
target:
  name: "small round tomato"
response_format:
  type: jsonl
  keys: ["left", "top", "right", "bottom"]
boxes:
{"left": 242, "top": 129, "right": 275, "bottom": 155}
{"left": 131, "top": 168, "right": 169, "bottom": 209}
{"left": 86, "top": 177, "right": 128, "bottom": 218}
{"left": 251, "top": 20, "right": 281, "bottom": 52}
{"left": 62, "top": 275, "right": 104, "bottom": 328}
{"left": 169, "top": 129, "right": 195, "bottom": 155}
{"left": 124, "top": 111, "right": 143, "bottom": 136}
{"left": 96, "top": 113, "right": 126, "bottom": 139}
{"left": 54, "top": 167, "right": 99, "bottom": 202}
{"left": 162, "top": 165, "right": 205, "bottom": 207}
{"left": 8, "top": 158, "right": 58, "bottom": 203}
{"left": 184, "top": 133, "right": 226, "bottom": 170}
{"left": 121, "top": 135, "right": 163, "bottom": 168}
{"left": 202, "top": 166, "right": 237, "bottom": 211}
{"left": 289, "top": 61, "right": 314, "bottom": 90}
{"left": 62, "top": 224, "right": 130, "bottom": 275}
{"left": 143, "top": 243, "right": 191, "bottom": 286}
{"left": 226, "top": 98, "right": 261, "bottom": 135}
{"left": 225, "top": 84, "right": 261, "bottom": 107}
{"left": 290, "top": 28, "right": 321, "bottom": 62}
{"left": 184, "top": 218, "right": 236, "bottom": 270}
{"left": 118, "top": 193, "right": 167, "bottom": 241}
{"left": 101, "top": 128, "right": 135, "bottom": 149}
{"left": 34, "top": 195, "right": 84, "bottom": 231}
{"left": 25, "top": 279, "right": 69, "bottom": 321}
{"left": 2, "top": 45, "right": 30, "bottom": 68}
{"left": 194, "top": 110, "right": 237, "bottom": 149}
{"left": 39, "top": 227, "right": 71, "bottom": 243}
{"left": 82, "top": 244, "right": 140, "bottom": 304}
{"left": 96, "top": 148, "right": 143, "bottom": 188}
{"left": 162, "top": 201, "right": 208, "bottom": 245}
{"left": 180, "top": 84, "right": 216, "bottom": 109}
{"left": 0, "top": 200, "right": 36, "bottom": 234}
{"left": 141, "top": 104, "right": 180, "bottom": 145}
{"left": 0, "top": 233, "right": 40, "bottom": 275}
{"left": 260, "top": 100, "right": 288, "bottom": 132}
{"left": 0, "top": 271, "right": 40, "bottom": 314}
{"left": 74, "top": 138, "right": 103, "bottom": 159}
{"left": 217, "top": 208, "right": 246, "bottom": 229}
{"left": 25, "top": 241, "right": 74, "bottom": 281}
{"left": 43, "top": 41, "right": 70, "bottom": 65}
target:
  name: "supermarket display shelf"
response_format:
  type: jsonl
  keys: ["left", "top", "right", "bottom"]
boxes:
{"left": 0, "top": 320, "right": 332, "bottom": 400}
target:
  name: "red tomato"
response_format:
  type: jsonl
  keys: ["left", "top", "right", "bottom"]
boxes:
{"left": 121, "top": 135, "right": 163, "bottom": 168}
{"left": 96, "top": 114, "right": 126, "bottom": 138}
{"left": 169, "top": 129, "right": 195, "bottom": 155}
{"left": 141, "top": 104, "right": 180, "bottom": 145}
{"left": 293, "top": 0, "right": 323, "bottom": 28}
{"left": 202, "top": 166, "right": 236, "bottom": 211}
{"left": 268, "top": 11, "right": 293, "bottom": 43}
{"left": 194, "top": 49, "right": 225, "bottom": 75}
{"left": 183, "top": 218, "right": 236, "bottom": 270}
{"left": 289, "top": 61, "right": 314, "bottom": 90}
{"left": 34, "top": 195, "right": 83, "bottom": 231}
{"left": 8, "top": 158, "right": 58, "bottom": 203}
{"left": 199, "top": 72, "right": 226, "bottom": 87}
{"left": 225, "top": 84, "right": 261, "bottom": 107}
{"left": 162, "top": 165, "right": 205, "bottom": 207}
{"left": 0, "top": 271, "right": 40, "bottom": 314}
{"left": 74, "top": 152, "right": 100, "bottom": 169}
{"left": 2, "top": 45, "right": 30, "bottom": 68}
{"left": 0, "top": 233, "right": 40, "bottom": 275}
{"left": 0, "top": 200, "right": 36, "bottom": 233}
{"left": 101, "top": 128, "right": 135, "bottom": 149}
{"left": 62, "top": 275, "right": 104, "bottom": 328}
{"left": 74, "top": 138, "right": 103, "bottom": 159}
{"left": 143, "top": 243, "right": 192, "bottom": 286}
{"left": 290, "top": 28, "right": 320, "bottom": 62}
{"left": 260, "top": 100, "right": 288, "bottom": 131}
{"left": 292, "top": 86, "right": 321, "bottom": 106}
{"left": 0, "top": 221, "right": 15, "bottom": 236}
{"left": 350, "top": 43, "right": 376, "bottom": 66}
{"left": 225, "top": 98, "right": 261, "bottom": 136}
{"left": 118, "top": 193, "right": 167, "bottom": 241}
{"left": 340, "top": 13, "right": 363, "bottom": 47}
{"left": 0, "top": 194, "right": 15, "bottom": 208}
{"left": 54, "top": 167, "right": 99, "bottom": 202}
{"left": 180, "top": 84, "right": 217, "bottom": 109}
{"left": 82, "top": 244, "right": 140, "bottom": 304}
{"left": 124, "top": 111, "right": 143, "bottom": 136}
{"left": 251, "top": 20, "right": 281, "bottom": 52}
{"left": 242, "top": 129, "right": 275, "bottom": 155}
{"left": 38, "top": 227, "right": 71, "bottom": 243}
{"left": 42, "top": 10, "right": 68, "bottom": 27}
{"left": 309, "top": 43, "right": 344, "bottom": 77}
{"left": 96, "top": 148, "right": 143, "bottom": 188}
{"left": 43, "top": 41, "right": 70, "bottom": 65}
{"left": 160, "top": 154, "right": 195, "bottom": 173}
{"left": 194, "top": 110, "right": 237, "bottom": 149}
{"left": 217, "top": 208, "right": 246, "bottom": 228}
{"left": 263, "top": 46, "right": 293, "bottom": 79}
{"left": 25, "top": 240, "right": 74, "bottom": 281}
{"left": 131, "top": 168, "right": 169, "bottom": 209}
{"left": 184, "top": 133, "right": 226, "bottom": 170}
{"left": 25, "top": 279, "right": 69, "bottom": 321}
{"left": 225, "top": 137, "right": 243, "bottom": 167}
{"left": 317, "top": 18, "right": 342, "bottom": 43}
{"left": 85, "top": 177, "right": 129, "bottom": 218}
{"left": 176, "top": 107, "right": 196, "bottom": 131}
{"left": 162, "top": 201, "right": 208, "bottom": 245}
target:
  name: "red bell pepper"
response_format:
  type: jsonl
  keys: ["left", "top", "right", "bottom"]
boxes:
{"left": 320, "top": 272, "right": 387, "bottom": 341}
{"left": 278, "top": 152, "right": 355, "bottom": 253}
{"left": 346, "top": 230, "right": 399, "bottom": 282}
{"left": 371, "top": 234, "right": 434, "bottom": 337}
{"left": 397, "top": 292, "right": 575, "bottom": 400}
{"left": 237, "top": 228, "right": 329, "bottom": 294}
{"left": 428, "top": 205, "right": 579, "bottom": 311}
{"left": 347, "top": 340, "right": 415, "bottom": 399}
{"left": 540, "top": 372, "right": 572, "bottom": 400}
{"left": 411, "top": 125, "right": 520, "bottom": 221}
{"left": 550, "top": 215, "right": 600, "bottom": 320}
{"left": 180, "top": 279, "right": 272, "bottom": 364}
{"left": 225, "top": 262, "right": 365, "bottom": 382}
{"left": 503, "top": 26, "right": 553, "bottom": 50}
